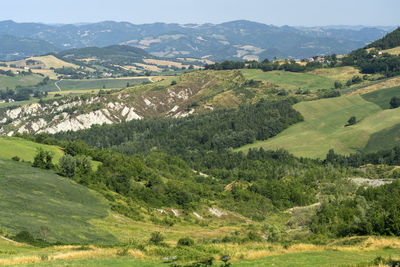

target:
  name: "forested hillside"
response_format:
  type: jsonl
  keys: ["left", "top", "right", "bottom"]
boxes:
{"left": 366, "top": 27, "right": 400, "bottom": 49}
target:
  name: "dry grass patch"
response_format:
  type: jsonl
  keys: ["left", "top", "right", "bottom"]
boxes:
{"left": 382, "top": 46, "right": 400, "bottom": 55}
{"left": 349, "top": 76, "right": 400, "bottom": 95}
{"left": 134, "top": 63, "right": 161, "bottom": 72}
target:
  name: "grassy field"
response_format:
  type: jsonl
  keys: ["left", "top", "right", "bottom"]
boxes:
{"left": 382, "top": 46, "right": 400, "bottom": 55}
{"left": 38, "top": 77, "right": 150, "bottom": 92}
{"left": 361, "top": 85, "right": 400, "bottom": 109}
{"left": 308, "top": 66, "right": 363, "bottom": 82}
{"left": 364, "top": 123, "right": 400, "bottom": 153}
{"left": 0, "top": 160, "right": 116, "bottom": 244}
{"left": 0, "top": 74, "right": 43, "bottom": 89}
{"left": 2, "top": 237, "right": 400, "bottom": 266}
{"left": 0, "top": 136, "right": 63, "bottom": 163}
{"left": 348, "top": 76, "right": 400, "bottom": 95}
{"left": 241, "top": 69, "right": 334, "bottom": 91}
{"left": 238, "top": 95, "right": 400, "bottom": 158}
{"left": 235, "top": 248, "right": 400, "bottom": 266}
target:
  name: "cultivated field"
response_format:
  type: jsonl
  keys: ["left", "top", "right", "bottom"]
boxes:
{"left": 241, "top": 69, "right": 334, "bottom": 91}
{"left": 34, "top": 77, "right": 151, "bottom": 93}
{"left": 361, "top": 85, "right": 400, "bottom": 109}
{"left": 382, "top": 46, "right": 400, "bottom": 55}
{"left": 238, "top": 95, "right": 400, "bottom": 158}
{"left": 0, "top": 74, "right": 43, "bottom": 89}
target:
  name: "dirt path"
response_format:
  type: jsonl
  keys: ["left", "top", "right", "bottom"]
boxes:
{"left": 54, "top": 79, "right": 63, "bottom": 92}
{"left": 0, "top": 235, "right": 20, "bottom": 244}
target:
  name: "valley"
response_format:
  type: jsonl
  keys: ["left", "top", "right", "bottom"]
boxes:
{"left": 0, "top": 14, "right": 400, "bottom": 267}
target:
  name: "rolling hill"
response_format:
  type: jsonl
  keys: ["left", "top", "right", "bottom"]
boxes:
{"left": 0, "top": 34, "right": 60, "bottom": 61}
{"left": 0, "top": 20, "right": 390, "bottom": 61}
{"left": 0, "top": 159, "right": 117, "bottom": 244}
{"left": 238, "top": 89, "right": 400, "bottom": 158}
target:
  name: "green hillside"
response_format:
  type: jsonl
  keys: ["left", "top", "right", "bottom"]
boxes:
{"left": 366, "top": 27, "right": 400, "bottom": 49}
{"left": 361, "top": 85, "right": 400, "bottom": 109}
{"left": 0, "top": 136, "right": 63, "bottom": 162}
{"left": 38, "top": 77, "right": 150, "bottom": 92}
{"left": 241, "top": 69, "right": 334, "bottom": 91}
{"left": 238, "top": 94, "right": 400, "bottom": 158}
{"left": 364, "top": 123, "right": 400, "bottom": 152}
{"left": 0, "top": 160, "right": 116, "bottom": 244}
{"left": 0, "top": 74, "right": 43, "bottom": 89}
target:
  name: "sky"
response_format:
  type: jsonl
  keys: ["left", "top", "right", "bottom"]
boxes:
{"left": 1, "top": 0, "right": 399, "bottom": 26}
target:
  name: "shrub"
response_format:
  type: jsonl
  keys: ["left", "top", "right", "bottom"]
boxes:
{"left": 11, "top": 156, "right": 20, "bottom": 161}
{"left": 177, "top": 237, "right": 195, "bottom": 247}
{"left": 149, "top": 231, "right": 164, "bottom": 245}
{"left": 345, "top": 116, "right": 357, "bottom": 126}
{"left": 390, "top": 96, "right": 400, "bottom": 109}
{"left": 14, "top": 231, "right": 35, "bottom": 244}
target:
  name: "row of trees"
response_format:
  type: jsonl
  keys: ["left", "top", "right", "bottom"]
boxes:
{"left": 204, "top": 58, "right": 335, "bottom": 73}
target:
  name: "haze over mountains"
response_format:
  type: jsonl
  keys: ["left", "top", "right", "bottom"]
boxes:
{"left": 0, "top": 20, "right": 394, "bottom": 61}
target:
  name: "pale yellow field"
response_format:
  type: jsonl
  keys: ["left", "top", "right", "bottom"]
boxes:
{"left": 0, "top": 66, "right": 59, "bottom": 79}
{"left": 382, "top": 46, "right": 400, "bottom": 55}
{"left": 177, "top": 57, "right": 214, "bottom": 64}
{"left": 134, "top": 63, "right": 161, "bottom": 72}
{"left": 309, "top": 66, "right": 363, "bottom": 82}
{"left": 143, "top": 59, "right": 202, "bottom": 70}
{"left": 28, "top": 55, "right": 80, "bottom": 69}
{"left": 349, "top": 76, "right": 400, "bottom": 95}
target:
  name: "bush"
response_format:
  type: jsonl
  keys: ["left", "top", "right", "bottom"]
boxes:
{"left": 345, "top": 116, "right": 357, "bottom": 126}
{"left": 177, "top": 237, "right": 195, "bottom": 247}
{"left": 149, "top": 231, "right": 165, "bottom": 245}
{"left": 11, "top": 156, "right": 20, "bottom": 161}
{"left": 390, "top": 96, "right": 400, "bottom": 109}
{"left": 14, "top": 230, "right": 35, "bottom": 244}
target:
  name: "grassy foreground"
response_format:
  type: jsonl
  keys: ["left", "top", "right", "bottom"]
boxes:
{"left": 2, "top": 237, "right": 400, "bottom": 266}
{"left": 0, "top": 160, "right": 116, "bottom": 244}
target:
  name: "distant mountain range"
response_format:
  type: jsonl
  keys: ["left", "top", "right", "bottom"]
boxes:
{"left": 0, "top": 20, "right": 395, "bottom": 61}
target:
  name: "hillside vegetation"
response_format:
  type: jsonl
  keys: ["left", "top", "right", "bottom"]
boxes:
{"left": 366, "top": 27, "right": 400, "bottom": 50}
{"left": 0, "top": 160, "right": 116, "bottom": 244}
{"left": 0, "top": 136, "right": 63, "bottom": 162}
{"left": 239, "top": 94, "right": 400, "bottom": 158}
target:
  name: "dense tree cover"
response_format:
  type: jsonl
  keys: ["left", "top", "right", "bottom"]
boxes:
{"left": 54, "top": 98, "right": 303, "bottom": 157}
{"left": 366, "top": 27, "right": 400, "bottom": 50}
{"left": 325, "top": 146, "right": 400, "bottom": 167}
{"left": 342, "top": 48, "right": 400, "bottom": 77}
{"left": 311, "top": 181, "right": 400, "bottom": 237}
{"left": 204, "top": 58, "right": 334, "bottom": 73}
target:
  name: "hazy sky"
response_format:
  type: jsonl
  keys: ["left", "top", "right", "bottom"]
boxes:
{"left": 1, "top": 0, "right": 399, "bottom": 26}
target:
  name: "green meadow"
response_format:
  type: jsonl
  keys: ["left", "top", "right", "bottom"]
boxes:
{"left": 0, "top": 136, "right": 63, "bottom": 162}
{"left": 238, "top": 94, "right": 400, "bottom": 158}
{"left": 0, "top": 74, "right": 43, "bottom": 89}
{"left": 0, "top": 160, "right": 116, "bottom": 244}
{"left": 241, "top": 69, "right": 335, "bottom": 91}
